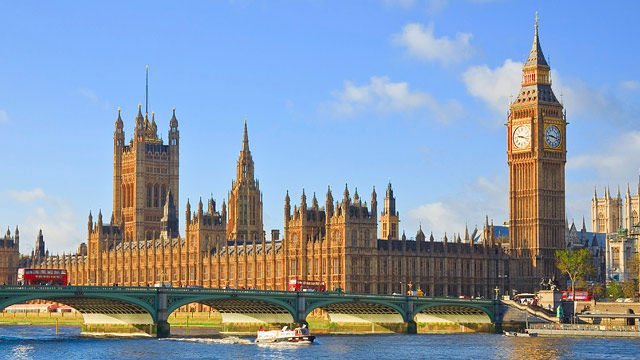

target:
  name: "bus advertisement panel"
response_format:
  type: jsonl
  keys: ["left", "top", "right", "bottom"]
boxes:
{"left": 561, "top": 290, "right": 591, "bottom": 301}
{"left": 288, "top": 279, "right": 326, "bottom": 292}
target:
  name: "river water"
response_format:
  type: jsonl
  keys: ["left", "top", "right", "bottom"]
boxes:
{"left": 0, "top": 325, "right": 638, "bottom": 359}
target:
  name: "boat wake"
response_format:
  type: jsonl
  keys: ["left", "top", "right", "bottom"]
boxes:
{"left": 162, "top": 336, "right": 252, "bottom": 345}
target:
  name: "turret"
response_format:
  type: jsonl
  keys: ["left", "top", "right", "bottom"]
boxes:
{"left": 370, "top": 186, "right": 377, "bottom": 218}
{"left": 301, "top": 189, "right": 307, "bottom": 209}
{"left": 285, "top": 191, "right": 291, "bottom": 222}
{"left": 161, "top": 189, "right": 179, "bottom": 238}
{"left": 312, "top": 192, "right": 319, "bottom": 210}
{"left": 135, "top": 104, "right": 144, "bottom": 137}
{"left": 416, "top": 225, "right": 426, "bottom": 242}
{"left": 325, "top": 186, "right": 334, "bottom": 218}
{"left": 114, "top": 107, "right": 124, "bottom": 146}
{"left": 343, "top": 184, "right": 350, "bottom": 205}
{"left": 186, "top": 198, "right": 191, "bottom": 226}
{"left": 88, "top": 211, "right": 93, "bottom": 233}
{"left": 208, "top": 197, "right": 215, "bottom": 215}
{"left": 222, "top": 200, "right": 227, "bottom": 223}
{"left": 169, "top": 108, "right": 179, "bottom": 146}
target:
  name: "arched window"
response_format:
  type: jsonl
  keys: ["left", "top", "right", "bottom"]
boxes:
{"left": 351, "top": 230, "right": 358, "bottom": 247}
{"left": 154, "top": 184, "right": 159, "bottom": 207}
{"left": 147, "top": 184, "right": 152, "bottom": 208}
{"left": 161, "top": 185, "right": 167, "bottom": 206}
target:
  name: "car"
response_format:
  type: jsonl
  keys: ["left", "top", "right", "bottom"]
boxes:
{"left": 154, "top": 282, "right": 172, "bottom": 288}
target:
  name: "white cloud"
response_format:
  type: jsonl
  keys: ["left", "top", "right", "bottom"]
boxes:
{"left": 4, "top": 188, "right": 82, "bottom": 254}
{"left": 425, "top": 0, "right": 448, "bottom": 14}
{"left": 78, "top": 88, "right": 111, "bottom": 110}
{"left": 383, "top": 0, "right": 416, "bottom": 8}
{"left": 620, "top": 80, "right": 639, "bottom": 91}
{"left": 328, "top": 76, "right": 463, "bottom": 123}
{"left": 0, "top": 110, "right": 8, "bottom": 124}
{"left": 462, "top": 59, "right": 522, "bottom": 112}
{"left": 9, "top": 188, "right": 46, "bottom": 203}
{"left": 406, "top": 176, "right": 507, "bottom": 239}
{"left": 569, "top": 131, "right": 640, "bottom": 180}
{"left": 393, "top": 23, "right": 474, "bottom": 65}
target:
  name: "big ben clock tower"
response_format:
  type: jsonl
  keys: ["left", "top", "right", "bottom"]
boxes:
{"left": 507, "top": 16, "right": 566, "bottom": 292}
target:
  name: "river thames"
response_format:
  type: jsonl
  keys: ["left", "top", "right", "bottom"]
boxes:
{"left": 1, "top": 326, "right": 639, "bottom": 359}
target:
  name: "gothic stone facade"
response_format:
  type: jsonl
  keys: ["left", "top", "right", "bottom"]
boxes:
{"left": 21, "top": 109, "right": 507, "bottom": 297}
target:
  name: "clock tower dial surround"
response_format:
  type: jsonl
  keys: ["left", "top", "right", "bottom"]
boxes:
{"left": 507, "top": 17, "right": 566, "bottom": 293}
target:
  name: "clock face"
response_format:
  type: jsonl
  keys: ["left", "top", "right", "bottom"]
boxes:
{"left": 545, "top": 125, "right": 561, "bottom": 148}
{"left": 513, "top": 125, "right": 531, "bottom": 149}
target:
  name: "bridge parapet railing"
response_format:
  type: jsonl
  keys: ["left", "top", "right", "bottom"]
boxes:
{"left": 530, "top": 323, "right": 640, "bottom": 332}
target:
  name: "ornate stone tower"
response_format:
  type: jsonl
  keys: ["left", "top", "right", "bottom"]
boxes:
{"left": 112, "top": 106, "right": 180, "bottom": 242}
{"left": 227, "top": 120, "right": 264, "bottom": 243}
{"left": 0, "top": 226, "right": 20, "bottom": 284}
{"left": 380, "top": 182, "right": 399, "bottom": 240}
{"left": 592, "top": 186, "right": 623, "bottom": 234}
{"left": 507, "top": 17, "right": 566, "bottom": 292}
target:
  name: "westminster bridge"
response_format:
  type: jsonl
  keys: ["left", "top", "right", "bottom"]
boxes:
{"left": 0, "top": 286, "right": 501, "bottom": 337}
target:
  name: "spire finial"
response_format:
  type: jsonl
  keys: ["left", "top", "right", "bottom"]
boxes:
{"left": 242, "top": 116, "right": 249, "bottom": 151}
{"left": 535, "top": 11, "right": 539, "bottom": 30}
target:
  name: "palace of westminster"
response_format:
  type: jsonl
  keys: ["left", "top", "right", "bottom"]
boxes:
{"left": 0, "top": 20, "right": 574, "bottom": 296}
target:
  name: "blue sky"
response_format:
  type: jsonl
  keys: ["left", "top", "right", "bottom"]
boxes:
{"left": 1, "top": 1, "right": 639, "bottom": 254}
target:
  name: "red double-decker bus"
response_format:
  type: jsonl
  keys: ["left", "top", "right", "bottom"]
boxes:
{"left": 561, "top": 290, "right": 591, "bottom": 301}
{"left": 288, "top": 279, "right": 326, "bottom": 292}
{"left": 17, "top": 268, "right": 68, "bottom": 286}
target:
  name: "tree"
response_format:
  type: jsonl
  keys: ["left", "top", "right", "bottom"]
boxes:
{"left": 556, "top": 249, "right": 595, "bottom": 296}
{"left": 590, "top": 283, "right": 605, "bottom": 300}
{"left": 556, "top": 249, "right": 595, "bottom": 322}
{"left": 607, "top": 280, "right": 624, "bottom": 299}
{"left": 622, "top": 280, "right": 637, "bottom": 299}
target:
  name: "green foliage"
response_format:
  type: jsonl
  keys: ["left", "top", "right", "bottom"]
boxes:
{"left": 607, "top": 281, "right": 624, "bottom": 299}
{"left": 590, "top": 283, "right": 605, "bottom": 300}
{"left": 555, "top": 249, "right": 595, "bottom": 292}
{"left": 622, "top": 280, "right": 638, "bottom": 299}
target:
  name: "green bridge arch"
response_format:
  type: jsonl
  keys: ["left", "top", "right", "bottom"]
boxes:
{"left": 0, "top": 288, "right": 157, "bottom": 321}
{"left": 166, "top": 293, "right": 297, "bottom": 319}
{"left": 413, "top": 301, "right": 495, "bottom": 323}
{"left": 303, "top": 297, "right": 408, "bottom": 322}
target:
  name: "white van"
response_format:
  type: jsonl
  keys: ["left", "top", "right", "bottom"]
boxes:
{"left": 154, "top": 282, "right": 172, "bottom": 288}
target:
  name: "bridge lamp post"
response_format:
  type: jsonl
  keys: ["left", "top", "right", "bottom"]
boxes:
{"left": 408, "top": 281, "right": 413, "bottom": 296}
{"left": 494, "top": 287, "right": 500, "bottom": 301}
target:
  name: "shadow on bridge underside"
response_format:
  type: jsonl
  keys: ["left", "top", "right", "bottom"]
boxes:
{"left": 0, "top": 295, "right": 155, "bottom": 325}
{"left": 317, "top": 302, "right": 405, "bottom": 324}
{"left": 415, "top": 305, "right": 492, "bottom": 324}
{"left": 188, "top": 298, "right": 295, "bottom": 324}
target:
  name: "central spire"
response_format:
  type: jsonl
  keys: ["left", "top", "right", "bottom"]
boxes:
{"left": 236, "top": 117, "right": 255, "bottom": 181}
{"left": 242, "top": 115, "right": 249, "bottom": 152}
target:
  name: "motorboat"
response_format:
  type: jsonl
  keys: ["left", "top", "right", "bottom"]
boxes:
{"left": 255, "top": 325, "right": 315, "bottom": 344}
{"left": 503, "top": 330, "right": 537, "bottom": 337}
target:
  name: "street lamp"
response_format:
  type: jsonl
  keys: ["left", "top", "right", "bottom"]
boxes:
{"left": 494, "top": 286, "right": 500, "bottom": 301}
{"left": 408, "top": 281, "right": 413, "bottom": 295}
